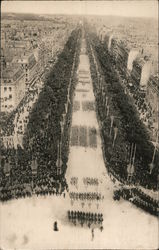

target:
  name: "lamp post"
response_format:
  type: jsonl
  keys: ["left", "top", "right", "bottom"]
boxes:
{"left": 4, "top": 158, "right": 11, "bottom": 183}
{"left": 131, "top": 143, "right": 136, "bottom": 182}
{"left": 105, "top": 96, "right": 108, "bottom": 108}
{"left": 102, "top": 85, "right": 105, "bottom": 105}
{"left": 109, "top": 115, "right": 114, "bottom": 136}
{"left": 149, "top": 132, "right": 158, "bottom": 174}
{"left": 106, "top": 104, "right": 110, "bottom": 117}
{"left": 127, "top": 143, "right": 133, "bottom": 183}
{"left": 100, "top": 76, "right": 103, "bottom": 91}
{"left": 31, "top": 157, "right": 38, "bottom": 190}
{"left": 97, "top": 72, "right": 100, "bottom": 85}
{"left": 127, "top": 143, "right": 136, "bottom": 183}
{"left": 127, "top": 163, "right": 131, "bottom": 183}
{"left": 112, "top": 126, "right": 118, "bottom": 148}
{"left": 103, "top": 91, "right": 106, "bottom": 107}
{"left": 56, "top": 119, "right": 64, "bottom": 176}
{"left": 67, "top": 88, "right": 71, "bottom": 105}
{"left": 56, "top": 140, "right": 62, "bottom": 176}
{"left": 65, "top": 102, "right": 68, "bottom": 115}
{"left": 62, "top": 113, "right": 66, "bottom": 125}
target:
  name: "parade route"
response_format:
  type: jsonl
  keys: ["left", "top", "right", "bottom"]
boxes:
{"left": 0, "top": 37, "right": 158, "bottom": 250}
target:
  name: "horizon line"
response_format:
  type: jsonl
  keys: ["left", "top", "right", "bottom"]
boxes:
{"left": 1, "top": 11, "right": 158, "bottom": 19}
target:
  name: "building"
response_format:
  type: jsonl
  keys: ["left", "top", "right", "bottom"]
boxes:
{"left": 13, "top": 52, "right": 38, "bottom": 88}
{"left": 127, "top": 49, "right": 139, "bottom": 71}
{"left": 146, "top": 75, "right": 159, "bottom": 131}
{"left": 1, "top": 48, "right": 6, "bottom": 70}
{"left": 98, "top": 26, "right": 107, "bottom": 42}
{"left": 1, "top": 66, "right": 26, "bottom": 112}
{"left": 0, "top": 17, "right": 74, "bottom": 114}
{"left": 131, "top": 56, "right": 152, "bottom": 89}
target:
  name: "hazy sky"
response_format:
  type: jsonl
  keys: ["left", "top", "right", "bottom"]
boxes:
{"left": 1, "top": 0, "right": 158, "bottom": 18}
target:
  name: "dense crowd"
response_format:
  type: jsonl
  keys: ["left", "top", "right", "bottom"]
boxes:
{"left": 0, "top": 27, "right": 81, "bottom": 202}
{"left": 105, "top": 165, "right": 158, "bottom": 217}
{"left": 1, "top": 79, "right": 41, "bottom": 138}
{"left": 84, "top": 26, "right": 159, "bottom": 216}
{"left": 0, "top": 147, "right": 68, "bottom": 202}
{"left": 86, "top": 29, "right": 158, "bottom": 191}
{"left": 117, "top": 61, "right": 155, "bottom": 133}
{"left": 113, "top": 188, "right": 158, "bottom": 217}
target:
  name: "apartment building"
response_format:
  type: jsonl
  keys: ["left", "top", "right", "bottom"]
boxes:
{"left": 1, "top": 66, "right": 26, "bottom": 112}
{"left": 12, "top": 52, "right": 38, "bottom": 87}
{"left": 131, "top": 56, "right": 152, "bottom": 89}
{"left": 146, "top": 75, "right": 159, "bottom": 130}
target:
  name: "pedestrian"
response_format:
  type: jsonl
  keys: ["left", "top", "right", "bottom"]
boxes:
{"left": 100, "top": 225, "right": 103, "bottom": 232}
{"left": 53, "top": 221, "right": 58, "bottom": 231}
{"left": 91, "top": 228, "right": 94, "bottom": 241}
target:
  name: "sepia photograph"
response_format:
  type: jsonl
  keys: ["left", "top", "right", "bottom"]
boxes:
{"left": 0, "top": 0, "right": 158, "bottom": 249}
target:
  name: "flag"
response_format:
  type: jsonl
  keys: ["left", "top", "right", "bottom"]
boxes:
{"left": 109, "top": 115, "right": 114, "bottom": 137}
{"left": 152, "top": 131, "right": 158, "bottom": 163}
{"left": 56, "top": 141, "right": 62, "bottom": 172}
{"left": 112, "top": 127, "right": 118, "bottom": 147}
{"left": 114, "top": 127, "right": 118, "bottom": 141}
{"left": 132, "top": 144, "right": 136, "bottom": 165}
{"left": 105, "top": 96, "right": 108, "bottom": 107}
{"left": 130, "top": 164, "right": 135, "bottom": 175}
{"left": 149, "top": 162, "right": 154, "bottom": 174}
{"left": 106, "top": 105, "right": 109, "bottom": 117}
{"left": 130, "top": 143, "right": 134, "bottom": 165}
{"left": 6, "top": 138, "right": 9, "bottom": 149}
{"left": 67, "top": 94, "right": 71, "bottom": 104}
{"left": 149, "top": 132, "right": 158, "bottom": 174}
{"left": 31, "top": 158, "right": 38, "bottom": 175}
{"left": 110, "top": 115, "right": 114, "bottom": 128}
{"left": 62, "top": 113, "right": 66, "bottom": 123}
{"left": 127, "top": 163, "right": 131, "bottom": 175}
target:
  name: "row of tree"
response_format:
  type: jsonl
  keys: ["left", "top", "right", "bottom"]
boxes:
{"left": 0, "top": 27, "right": 81, "bottom": 202}
{"left": 23, "top": 27, "right": 81, "bottom": 177}
{"left": 86, "top": 29, "right": 158, "bottom": 190}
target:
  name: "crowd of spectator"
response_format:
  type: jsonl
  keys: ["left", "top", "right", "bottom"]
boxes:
{"left": 115, "top": 59, "right": 155, "bottom": 133}
{"left": 85, "top": 27, "right": 158, "bottom": 216}
{"left": 0, "top": 27, "right": 81, "bottom": 202}
{"left": 113, "top": 188, "right": 158, "bottom": 217}
{"left": 119, "top": 77, "right": 154, "bottom": 131}
{"left": 86, "top": 29, "right": 158, "bottom": 191}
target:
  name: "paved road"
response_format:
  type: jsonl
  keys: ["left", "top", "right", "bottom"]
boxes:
{"left": 66, "top": 38, "right": 106, "bottom": 214}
